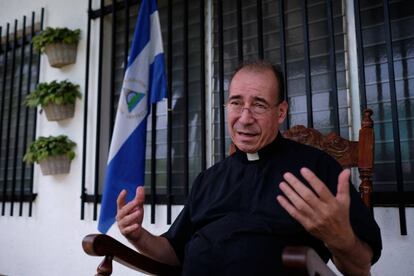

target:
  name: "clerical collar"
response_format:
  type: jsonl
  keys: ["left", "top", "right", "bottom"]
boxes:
{"left": 246, "top": 152, "right": 260, "bottom": 161}
{"left": 235, "top": 132, "right": 284, "bottom": 163}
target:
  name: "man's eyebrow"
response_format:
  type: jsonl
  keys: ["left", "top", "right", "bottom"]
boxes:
{"left": 228, "top": 95, "right": 242, "bottom": 101}
{"left": 227, "top": 95, "right": 272, "bottom": 105}
{"left": 252, "top": 96, "right": 271, "bottom": 105}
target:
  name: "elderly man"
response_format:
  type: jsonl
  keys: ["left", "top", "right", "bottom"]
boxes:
{"left": 116, "top": 61, "right": 382, "bottom": 275}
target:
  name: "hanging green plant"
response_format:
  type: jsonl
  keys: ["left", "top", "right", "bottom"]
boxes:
{"left": 32, "top": 27, "right": 81, "bottom": 68}
{"left": 32, "top": 27, "right": 81, "bottom": 52}
{"left": 24, "top": 80, "right": 81, "bottom": 121}
{"left": 23, "top": 135, "right": 76, "bottom": 175}
{"left": 23, "top": 135, "right": 76, "bottom": 164}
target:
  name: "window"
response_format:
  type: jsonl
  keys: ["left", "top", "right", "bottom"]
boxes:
{"left": 82, "top": 0, "right": 206, "bottom": 221}
{"left": 82, "top": 0, "right": 413, "bottom": 231}
{"left": 0, "top": 11, "right": 42, "bottom": 216}
{"left": 354, "top": 0, "right": 414, "bottom": 233}
{"left": 356, "top": 0, "right": 414, "bottom": 197}
{"left": 212, "top": 0, "right": 348, "bottom": 162}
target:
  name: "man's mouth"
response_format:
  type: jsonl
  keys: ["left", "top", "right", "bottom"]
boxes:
{"left": 237, "top": 131, "right": 258, "bottom": 137}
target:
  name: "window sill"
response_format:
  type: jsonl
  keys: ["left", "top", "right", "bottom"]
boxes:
{"left": 373, "top": 192, "right": 414, "bottom": 207}
{"left": 0, "top": 193, "right": 37, "bottom": 202}
{"left": 82, "top": 193, "right": 187, "bottom": 205}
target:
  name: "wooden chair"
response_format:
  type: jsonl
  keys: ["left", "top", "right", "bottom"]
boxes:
{"left": 82, "top": 234, "right": 180, "bottom": 276}
{"left": 82, "top": 109, "right": 375, "bottom": 276}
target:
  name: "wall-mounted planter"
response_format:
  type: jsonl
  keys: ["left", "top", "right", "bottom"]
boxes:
{"left": 24, "top": 80, "right": 81, "bottom": 122}
{"left": 43, "top": 102, "right": 75, "bottom": 121}
{"left": 44, "top": 42, "right": 78, "bottom": 68}
{"left": 23, "top": 135, "right": 76, "bottom": 176}
{"left": 32, "top": 27, "right": 81, "bottom": 68}
{"left": 39, "top": 155, "right": 72, "bottom": 175}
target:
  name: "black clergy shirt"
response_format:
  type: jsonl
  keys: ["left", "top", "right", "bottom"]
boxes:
{"left": 162, "top": 133, "right": 382, "bottom": 275}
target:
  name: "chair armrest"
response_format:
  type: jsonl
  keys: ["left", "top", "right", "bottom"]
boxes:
{"left": 82, "top": 234, "right": 180, "bottom": 275}
{"left": 282, "top": 246, "right": 337, "bottom": 276}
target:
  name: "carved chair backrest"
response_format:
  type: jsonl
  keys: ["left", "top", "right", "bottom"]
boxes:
{"left": 229, "top": 109, "right": 375, "bottom": 209}
{"left": 282, "top": 109, "right": 374, "bottom": 209}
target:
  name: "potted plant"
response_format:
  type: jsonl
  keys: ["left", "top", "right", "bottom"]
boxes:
{"left": 32, "top": 27, "right": 81, "bottom": 68}
{"left": 23, "top": 135, "right": 76, "bottom": 175}
{"left": 24, "top": 80, "right": 82, "bottom": 121}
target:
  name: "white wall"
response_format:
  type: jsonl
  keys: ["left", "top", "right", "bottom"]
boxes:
{"left": 371, "top": 208, "right": 414, "bottom": 275}
{"left": 327, "top": 208, "right": 414, "bottom": 276}
{"left": 0, "top": 0, "right": 171, "bottom": 275}
{"left": 0, "top": 0, "right": 413, "bottom": 275}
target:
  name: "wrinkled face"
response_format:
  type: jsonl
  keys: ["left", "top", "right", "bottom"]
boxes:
{"left": 227, "top": 68, "right": 288, "bottom": 153}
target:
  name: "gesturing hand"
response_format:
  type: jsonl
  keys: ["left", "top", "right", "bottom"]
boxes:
{"left": 276, "top": 168, "right": 357, "bottom": 251}
{"left": 116, "top": 186, "right": 145, "bottom": 242}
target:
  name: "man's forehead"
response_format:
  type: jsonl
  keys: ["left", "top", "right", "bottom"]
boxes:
{"left": 231, "top": 67, "right": 277, "bottom": 84}
{"left": 229, "top": 70, "right": 278, "bottom": 101}
{"left": 232, "top": 66, "right": 276, "bottom": 82}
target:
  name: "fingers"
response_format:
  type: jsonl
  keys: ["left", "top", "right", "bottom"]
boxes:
{"left": 278, "top": 181, "right": 314, "bottom": 216}
{"left": 116, "top": 189, "right": 127, "bottom": 211}
{"left": 299, "top": 167, "right": 333, "bottom": 201}
{"left": 122, "top": 223, "right": 140, "bottom": 236}
{"left": 336, "top": 169, "right": 351, "bottom": 204}
{"left": 116, "top": 186, "right": 145, "bottom": 221}
{"left": 116, "top": 186, "right": 145, "bottom": 239}
{"left": 135, "top": 186, "right": 145, "bottom": 206}
{"left": 282, "top": 169, "right": 330, "bottom": 208}
{"left": 278, "top": 168, "right": 353, "bottom": 245}
{"left": 117, "top": 206, "right": 143, "bottom": 230}
{"left": 276, "top": 194, "right": 311, "bottom": 229}
{"left": 118, "top": 207, "right": 139, "bottom": 227}
{"left": 279, "top": 168, "right": 335, "bottom": 223}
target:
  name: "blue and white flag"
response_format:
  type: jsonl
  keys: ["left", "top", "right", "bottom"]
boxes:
{"left": 98, "top": 0, "right": 167, "bottom": 233}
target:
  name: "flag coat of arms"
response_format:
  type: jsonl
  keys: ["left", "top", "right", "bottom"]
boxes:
{"left": 98, "top": 0, "right": 167, "bottom": 233}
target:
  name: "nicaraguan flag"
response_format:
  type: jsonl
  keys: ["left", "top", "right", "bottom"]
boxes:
{"left": 98, "top": 0, "right": 167, "bottom": 233}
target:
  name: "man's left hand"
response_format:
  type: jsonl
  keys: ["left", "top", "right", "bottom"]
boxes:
{"left": 276, "top": 168, "right": 357, "bottom": 252}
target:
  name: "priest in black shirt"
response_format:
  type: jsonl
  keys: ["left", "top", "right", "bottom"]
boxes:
{"left": 116, "top": 60, "right": 382, "bottom": 275}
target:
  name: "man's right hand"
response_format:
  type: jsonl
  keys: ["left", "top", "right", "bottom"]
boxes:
{"left": 116, "top": 186, "right": 145, "bottom": 242}
{"left": 115, "top": 186, "right": 180, "bottom": 266}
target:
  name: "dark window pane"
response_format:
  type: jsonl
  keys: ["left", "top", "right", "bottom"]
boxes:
{"left": 359, "top": 0, "right": 414, "bottom": 195}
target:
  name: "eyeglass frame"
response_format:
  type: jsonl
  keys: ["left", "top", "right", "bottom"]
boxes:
{"left": 225, "top": 98, "right": 281, "bottom": 116}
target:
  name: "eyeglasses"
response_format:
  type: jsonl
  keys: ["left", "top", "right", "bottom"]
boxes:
{"left": 225, "top": 100, "right": 278, "bottom": 116}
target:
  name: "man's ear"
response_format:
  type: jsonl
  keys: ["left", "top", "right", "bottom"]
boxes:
{"left": 277, "top": 100, "right": 288, "bottom": 123}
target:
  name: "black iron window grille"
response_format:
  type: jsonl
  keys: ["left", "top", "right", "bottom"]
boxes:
{"left": 0, "top": 9, "right": 43, "bottom": 217}
{"left": 81, "top": 0, "right": 412, "bottom": 233}
{"left": 212, "top": 0, "right": 348, "bottom": 162}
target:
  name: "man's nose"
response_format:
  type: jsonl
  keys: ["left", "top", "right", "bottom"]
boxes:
{"left": 238, "top": 107, "right": 255, "bottom": 124}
